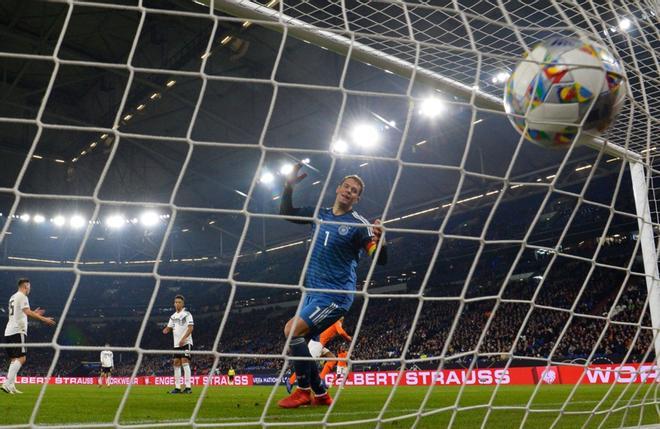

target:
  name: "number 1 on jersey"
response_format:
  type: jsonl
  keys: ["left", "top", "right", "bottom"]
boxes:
{"left": 324, "top": 231, "right": 330, "bottom": 246}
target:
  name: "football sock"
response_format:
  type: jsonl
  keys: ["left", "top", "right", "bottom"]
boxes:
{"left": 7, "top": 360, "right": 21, "bottom": 386}
{"left": 174, "top": 365, "right": 182, "bottom": 389}
{"left": 290, "top": 337, "right": 311, "bottom": 389}
{"left": 183, "top": 363, "right": 191, "bottom": 388}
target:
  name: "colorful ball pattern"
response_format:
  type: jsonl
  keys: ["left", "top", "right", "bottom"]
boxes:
{"left": 504, "top": 37, "right": 626, "bottom": 149}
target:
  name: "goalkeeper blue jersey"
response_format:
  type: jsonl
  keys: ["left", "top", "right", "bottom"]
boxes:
{"left": 297, "top": 207, "right": 374, "bottom": 309}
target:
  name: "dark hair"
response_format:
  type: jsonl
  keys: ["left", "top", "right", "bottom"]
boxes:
{"left": 17, "top": 278, "right": 30, "bottom": 288}
{"left": 174, "top": 294, "right": 185, "bottom": 302}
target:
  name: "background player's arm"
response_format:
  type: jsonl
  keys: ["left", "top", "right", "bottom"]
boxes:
{"left": 23, "top": 306, "right": 56, "bottom": 326}
{"left": 280, "top": 163, "right": 312, "bottom": 224}
{"left": 336, "top": 323, "right": 352, "bottom": 342}
{"left": 163, "top": 318, "right": 174, "bottom": 335}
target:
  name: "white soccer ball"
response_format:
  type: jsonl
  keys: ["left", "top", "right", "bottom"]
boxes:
{"left": 504, "top": 37, "right": 626, "bottom": 149}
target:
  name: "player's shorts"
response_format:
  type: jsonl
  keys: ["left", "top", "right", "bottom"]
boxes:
{"left": 4, "top": 333, "right": 26, "bottom": 359}
{"left": 308, "top": 339, "right": 331, "bottom": 359}
{"left": 336, "top": 365, "right": 348, "bottom": 377}
{"left": 173, "top": 344, "right": 192, "bottom": 359}
{"left": 100, "top": 366, "right": 112, "bottom": 375}
{"left": 299, "top": 296, "right": 347, "bottom": 336}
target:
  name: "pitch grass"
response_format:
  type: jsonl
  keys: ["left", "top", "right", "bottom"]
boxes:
{"left": 2, "top": 384, "right": 659, "bottom": 428}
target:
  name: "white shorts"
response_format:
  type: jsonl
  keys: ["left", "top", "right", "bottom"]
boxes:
{"left": 307, "top": 340, "right": 330, "bottom": 359}
{"left": 336, "top": 366, "right": 348, "bottom": 376}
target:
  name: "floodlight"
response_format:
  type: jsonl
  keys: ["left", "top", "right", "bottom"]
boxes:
{"left": 260, "top": 171, "right": 274, "bottom": 184}
{"left": 279, "top": 163, "right": 294, "bottom": 175}
{"left": 53, "top": 215, "right": 66, "bottom": 227}
{"left": 106, "top": 215, "right": 126, "bottom": 229}
{"left": 19, "top": 214, "right": 30, "bottom": 223}
{"left": 33, "top": 214, "right": 45, "bottom": 224}
{"left": 70, "top": 215, "right": 86, "bottom": 229}
{"left": 140, "top": 211, "right": 159, "bottom": 227}
{"left": 419, "top": 97, "right": 445, "bottom": 118}
{"left": 619, "top": 18, "right": 631, "bottom": 31}
{"left": 331, "top": 139, "right": 348, "bottom": 154}
{"left": 350, "top": 124, "right": 379, "bottom": 148}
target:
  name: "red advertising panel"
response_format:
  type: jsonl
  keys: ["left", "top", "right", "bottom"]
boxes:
{"left": 558, "top": 363, "right": 659, "bottom": 385}
{"left": 324, "top": 367, "right": 536, "bottom": 386}
{"left": 2, "top": 364, "right": 657, "bottom": 387}
{"left": 532, "top": 366, "right": 561, "bottom": 385}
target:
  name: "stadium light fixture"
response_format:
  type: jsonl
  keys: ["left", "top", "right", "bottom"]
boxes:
{"left": 279, "top": 163, "right": 294, "bottom": 175}
{"left": 301, "top": 158, "right": 310, "bottom": 164}
{"left": 106, "top": 215, "right": 126, "bottom": 229}
{"left": 33, "top": 214, "right": 45, "bottom": 224}
{"left": 53, "top": 215, "right": 66, "bottom": 227}
{"left": 19, "top": 213, "right": 30, "bottom": 223}
{"left": 140, "top": 211, "right": 159, "bottom": 227}
{"left": 331, "top": 139, "right": 348, "bottom": 154}
{"left": 260, "top": 171, "right": 275, "bottom": 184}
{"left": 419, "top": 97, "right": 445, "bottom": 118}
{"left": 491, "top": 71, "right": 510, "bottom": 84}
{"left": 350, "top": 124, "right": 379, "bottom": 148}
{"left": 70, "top": 215, "right": 86, "bottom": 229}
{"left": 619, "top": 18, "right": 632, "bottom": 31}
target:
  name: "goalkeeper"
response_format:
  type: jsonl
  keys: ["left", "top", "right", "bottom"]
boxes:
{"left": 277, "top": 164, "right": 387, "bottom": 408}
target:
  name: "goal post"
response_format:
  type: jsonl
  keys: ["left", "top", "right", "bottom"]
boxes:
{"left": 629, "top": 160, "right": 660, "bottom": 362}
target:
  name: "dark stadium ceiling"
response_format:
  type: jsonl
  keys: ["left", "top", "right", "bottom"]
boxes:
{"left": 0, "top": 0, "right": 640, "bottom": 266}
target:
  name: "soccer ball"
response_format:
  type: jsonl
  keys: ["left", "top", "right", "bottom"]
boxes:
{"left": 503, "top": 37, "right": 626, "bottom": 149}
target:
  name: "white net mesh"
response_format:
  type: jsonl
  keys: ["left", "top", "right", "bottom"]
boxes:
{"left": 0, "top": 0, "right": 658, "bottom": 428}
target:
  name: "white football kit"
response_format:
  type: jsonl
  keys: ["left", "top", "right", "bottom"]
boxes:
{"left": 167, "top": 309, "right": 194, "bottom": 348}
{"left": 4, "top": 291, "right": 29, "bottom": 337}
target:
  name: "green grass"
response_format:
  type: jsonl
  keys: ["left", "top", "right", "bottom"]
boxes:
{"left": 1, "top": 384, "right": 658, "bottom": 428}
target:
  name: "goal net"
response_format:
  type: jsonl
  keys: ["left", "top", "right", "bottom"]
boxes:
{"left": 0, "top": 0, "right": 658, "bottom": 428}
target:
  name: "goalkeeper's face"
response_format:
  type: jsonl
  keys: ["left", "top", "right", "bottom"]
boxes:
{"left": 335, "top": 178, "right": 362, "bottom": 209}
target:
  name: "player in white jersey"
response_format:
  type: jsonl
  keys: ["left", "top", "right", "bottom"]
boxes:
{"left": 99, "top": 344, "right": 113, "bottom": 388}
{"left": 162, "top": 295, "right": 194, "bottom": 394}
{"left": 2, "top": 278, "right": 56, "bottom": 395}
